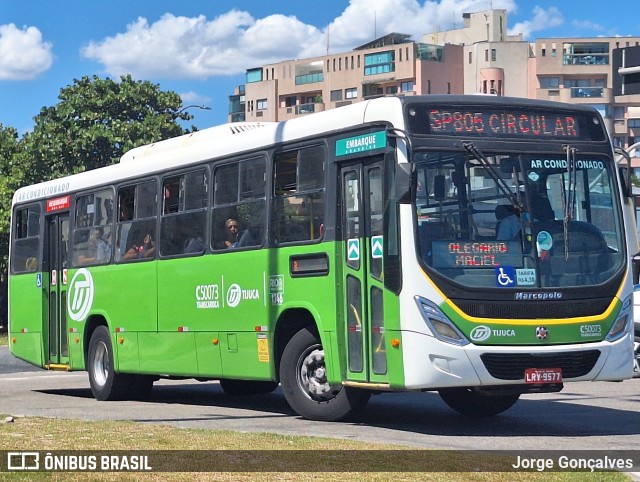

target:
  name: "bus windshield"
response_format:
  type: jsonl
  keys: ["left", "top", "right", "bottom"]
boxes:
{"left": 414, "top": 148, "right": 625, "bottom": 288}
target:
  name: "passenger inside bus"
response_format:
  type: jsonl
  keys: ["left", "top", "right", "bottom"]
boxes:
{"left": 77, "top": 227, "right": 112, "bottom": 265}
{"left": 218, "top": 218, "right": 239, "bottom": 249}
{"left": 496, "top": 193, "right": 554, "bottom": 240}
{"left": 123, "top": 232, "right": 156, "bottom": 260}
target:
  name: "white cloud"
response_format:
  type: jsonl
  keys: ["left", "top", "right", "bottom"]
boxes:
{"left": 81, "top": 0, "right": 517, "bottom": 80}
{"left": 508, "top": 6, "right": 563, "bottom": 39}
{"left": 0, "top": 23, "right": 53, "bottom": 80}
{"left": 82, "top": 11, "right": 323, "bottom": 79}
{"left": 179, "top": 91, "right": 212, "bottom": 106}
{"left": 571, "top": 19, "right": 604, "bottom": 32}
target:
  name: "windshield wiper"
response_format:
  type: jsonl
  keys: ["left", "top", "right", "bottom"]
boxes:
{"left": 561, "top": 144, "right": 578, "bottom": 260}
{"left": 462, "top": 142, "right": 522, "bottom": 211}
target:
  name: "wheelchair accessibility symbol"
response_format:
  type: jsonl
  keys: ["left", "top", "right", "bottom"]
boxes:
{"left": 495, "top": 266, "right": 515, "bottom": 287}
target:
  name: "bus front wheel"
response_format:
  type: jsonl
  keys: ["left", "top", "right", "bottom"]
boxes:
{"left": 279, "top": 327, "right": 370, "bottom": 421}
{"left": 438, "top": 387, "right": 520, "bottom": 417}
{"left": 87, "top": 325, "right": 131, "bottom": 401}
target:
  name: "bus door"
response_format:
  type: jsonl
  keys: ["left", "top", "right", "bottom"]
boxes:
{"left": 44, "top": 213, "right": 70, "bottom": 367}
{"left": 340, "top": 158, "right": 388, "bottom": 383}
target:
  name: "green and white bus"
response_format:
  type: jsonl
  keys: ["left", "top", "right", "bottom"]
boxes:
{"left": 9, "top": 95, "right": 637, "bottom": 421}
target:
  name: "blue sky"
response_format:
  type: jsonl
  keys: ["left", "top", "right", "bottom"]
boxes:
{"left": 1, "top": 0, "right": 639, "bottom": 136}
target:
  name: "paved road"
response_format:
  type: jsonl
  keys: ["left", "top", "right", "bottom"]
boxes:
{"left": 1, "top": 345, "right": 640, "bottom": 452}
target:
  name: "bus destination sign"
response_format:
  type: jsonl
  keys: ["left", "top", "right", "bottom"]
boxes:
{"left": 431, "top": 240, "right": 523, "bottom": 269}
{"left": 406, "top": 104, "right": 605, "bottom": 141}
{"left": 429, "top": 109, "right": 578, "bottom": 138}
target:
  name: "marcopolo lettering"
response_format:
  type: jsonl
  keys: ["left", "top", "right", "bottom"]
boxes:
{"left": 514, "top": 292, "right": 563, "bottom": 300}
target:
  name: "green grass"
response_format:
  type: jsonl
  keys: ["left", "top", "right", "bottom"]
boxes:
{"left": 0, "top": 416, "right": 632, "bottom": 481}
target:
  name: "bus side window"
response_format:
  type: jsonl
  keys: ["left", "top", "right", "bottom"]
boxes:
{"left": 272, "top": 145, "right": 325, "bottom": 244}
{"left": 160, "top": 169, "right": 208, "bottom": 257}
{"left": 11, "top": 205, "right": 41, "bottom": 274}
{"left": 212, "top": 157, "right": 265, "bottom": 251}
{"left": 116, "top": 180, "right": 157, "bottom": 262}
{"left": 72, "top": 189, "right": 114, "bottom": 267}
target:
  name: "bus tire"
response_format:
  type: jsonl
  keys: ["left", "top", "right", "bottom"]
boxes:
{"left": 279, "top": 327, "right": 370, "bottom": 421}
{"left": 219, "top": 379, "right": 279, "bottom": 396}
{"left": 438, "top": 387, "right": 520, "bottom": 417}
{"left": 87, "top": 325, "right": 130, "bottom": 401}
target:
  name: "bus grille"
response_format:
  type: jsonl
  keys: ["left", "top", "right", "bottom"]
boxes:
{"left": 452, "top": 298, "right": 612, "bottom": 319}
{"left": 480, "top": 350, "right": 601, "bottom": 380}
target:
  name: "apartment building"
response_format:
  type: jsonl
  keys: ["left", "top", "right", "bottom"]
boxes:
{"left": 423, "top": 9, "right": 535, "bottom": 98}
{"left": 229, "top": 33, "right": 463, "bottom": 122}
{"left": 535, "top": 37, "right": 640, "bottom": 149}
{"left": 228, "top": 8, "right": 640, "bottom": 151}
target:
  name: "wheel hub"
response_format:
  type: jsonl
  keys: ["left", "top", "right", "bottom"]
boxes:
{"left": 299, "top": 347, "right": 341, "bottom": 400}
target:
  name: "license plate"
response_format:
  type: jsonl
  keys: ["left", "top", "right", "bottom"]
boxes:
{"left": 524, "top": 367, "right": 563, "bottom": 384}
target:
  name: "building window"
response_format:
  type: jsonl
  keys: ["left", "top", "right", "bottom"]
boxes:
{"left": 468, "top": 52, "right": 472, "bottom": 64}
{"left": 256, "top": 98, "right": 267, "bottom": 110}
{"left": 345, "top": 87, "right": 358, "bottom": 99}
{"left": 541, "top": 48, "right": 546, "bottom": 57}
{"left": 427, "top": 80, "right": 431, "bottom": 94}
{"left": 563, "top": 42, "right": 609, "bottom": 65}
{"left": 491, "top": 49, "right": 496, "bottom": 61}
{"left": 539, "top": 77, "right": 560, "bottom": 89}
{"left": 386, "top": 86, "right": 398, "bottom": 94}
{"left": 400, "top": 81, "right": 414, "bottom": 92}
{"left": 613, "top": 106, "right": 625, "bottom": 119}
{"left": 485, "top": 49, "right": 488, "bottom": 61}
{"left": 364, "top": 51, "right": 395, "bottom": 76}
{"left": 628, "top": 119, "right": 640, "bottom": 128}
{"left": 447, "top": 82, "right": 451, "bottom": 94}
{"left": 246, "top": 68, "right": 263, "bottom": 83}
{"left": 330, "top": 89, "right": 342, "bottom": 102}
{"left": 551, "top": 48, "right": 557, "bottom": 57}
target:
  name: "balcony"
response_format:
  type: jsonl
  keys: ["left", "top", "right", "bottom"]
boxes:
{"left": 570, "top": 87, "right": 604, "bottom": 98}
{"left": 563, "top": 54, "right": 609, "bottom": 66}
{"left": 536, "top": 87, "right": 611, "bottom": 103}
{"left": 294, "top": 102, "right": 325, "bottom": 115}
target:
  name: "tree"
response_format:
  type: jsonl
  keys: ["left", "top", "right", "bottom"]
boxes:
{"left": 18, "top": 75, "right": 192, "bottom": 184}
{"left": 0, "top": 75, "right": 193, "bottom": 274}
{"left": 0, "top": 124, "right": 20, "bottom": 275}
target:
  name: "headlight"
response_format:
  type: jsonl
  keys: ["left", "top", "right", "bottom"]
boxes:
{"left": 414, "top": 296, "right": 469, "bottom": 346}
{"left": 606, "top": 294, "right": 633, "bottom": 342}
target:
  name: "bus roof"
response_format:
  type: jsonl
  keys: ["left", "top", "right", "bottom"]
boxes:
{"left": 11, "top": 94, "right": 600, "bottom": 206}
{"left": 12, "top": 96, "right": 406, "bottom": 206}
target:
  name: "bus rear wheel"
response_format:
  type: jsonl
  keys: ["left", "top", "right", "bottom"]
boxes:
{"left": 279, "top": 327, "right": 370, "bottom": 421}
{"left": 438, "top": 387, "right": 520, "bottom": 417}
{"left": 87, "top": 325, "right": 131, "bottom": 401}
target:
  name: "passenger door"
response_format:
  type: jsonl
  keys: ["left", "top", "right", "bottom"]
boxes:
{"left": 44, "top": 213, "right": 70, "bottom": 367}
{"left": 340, "top": 158, "right": 388, "bottom": 383}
